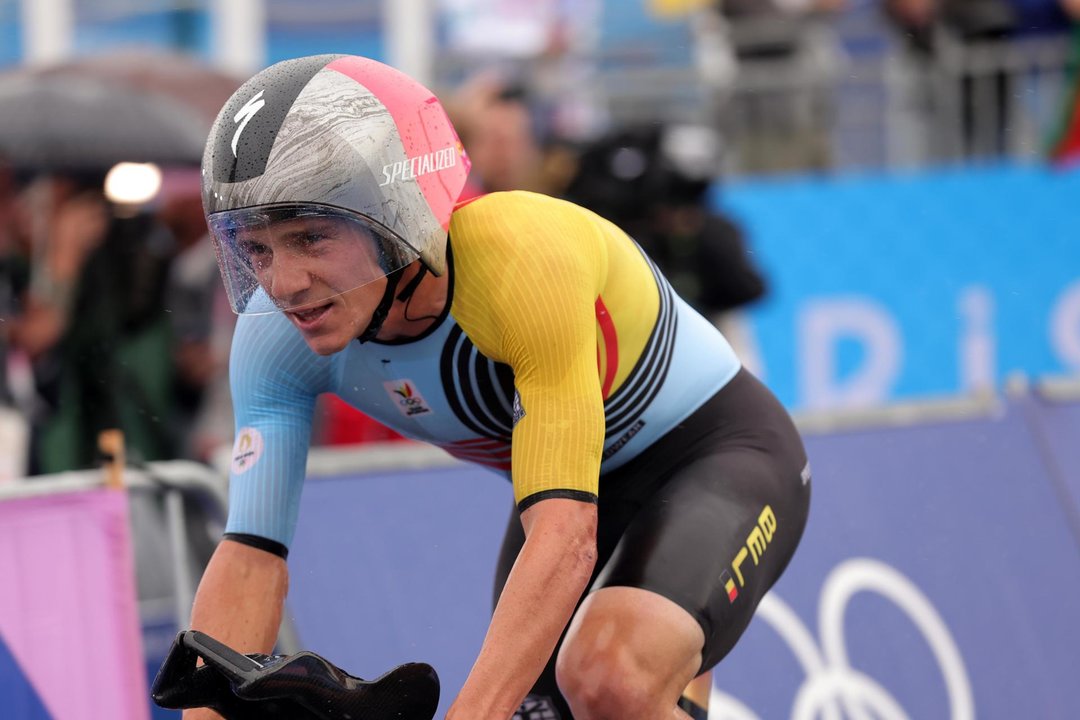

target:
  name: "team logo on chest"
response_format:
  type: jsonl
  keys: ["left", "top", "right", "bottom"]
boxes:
{"left": 384, "top": 380, "right": 433, "bottom": 417}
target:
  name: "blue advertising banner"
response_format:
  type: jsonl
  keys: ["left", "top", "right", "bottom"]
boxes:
{"left": 717, "top": 165, "right": 1080, "bottom": 411}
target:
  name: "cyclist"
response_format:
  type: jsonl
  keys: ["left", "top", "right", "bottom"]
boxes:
{"left": 187, "top": 54, "right": 811, "bottom": 720}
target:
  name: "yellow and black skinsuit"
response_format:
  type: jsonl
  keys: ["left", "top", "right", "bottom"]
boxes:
{"left": 225, "top": 191, "right": 810, "bottom": 718}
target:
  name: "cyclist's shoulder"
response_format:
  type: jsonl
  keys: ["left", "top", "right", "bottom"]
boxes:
{"left": 450, "top": 191, "right": 604, "bottom": 269}
{"left": 451, "top": 190, "right": 596, "bottom": 234}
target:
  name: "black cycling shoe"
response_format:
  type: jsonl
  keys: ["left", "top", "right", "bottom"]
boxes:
{"left": 151, "top": 630, "right": 440, "bottom": 720}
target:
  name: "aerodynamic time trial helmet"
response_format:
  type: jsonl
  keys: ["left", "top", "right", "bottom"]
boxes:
{"left": 201, "top": 54, "right": 470, "bottom": 316}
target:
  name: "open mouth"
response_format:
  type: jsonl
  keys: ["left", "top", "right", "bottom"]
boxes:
{"left": 288, "top": 302, "right": 333, "bottom": 329}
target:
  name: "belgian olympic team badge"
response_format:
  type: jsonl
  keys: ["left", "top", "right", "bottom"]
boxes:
{"left": 384, "top": 380, "right": 433, "bottom": 417}
{"left": 231, "top": 427, "right": 265, "bottom": 475}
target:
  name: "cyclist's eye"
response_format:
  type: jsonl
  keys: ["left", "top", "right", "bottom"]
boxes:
{"left": 240, "top": 240, "right": 271, "bottom": 267}
{"left": 243, "top": 240, "right": 268, "bottom": 255}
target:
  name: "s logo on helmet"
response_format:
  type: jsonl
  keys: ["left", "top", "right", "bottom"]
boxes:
{"left": 231, "top": 90, "right": 266, "bottom": 157}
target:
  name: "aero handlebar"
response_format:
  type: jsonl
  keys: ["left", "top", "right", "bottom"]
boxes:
{"left": 151, "top": 630, "right": 440, "bottom": 720}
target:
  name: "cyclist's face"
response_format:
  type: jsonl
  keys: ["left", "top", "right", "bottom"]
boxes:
{"left": 236, "top": 216, "right": 388, "bottom": 354}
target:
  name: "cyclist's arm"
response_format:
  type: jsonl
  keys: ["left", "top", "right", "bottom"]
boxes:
{"left": 447, "top": 194, "right": 609, "bottom": 716}
{"left": 182, "top": 540, "right": 288, "bottom": 720}
{"left": 448, "top": 497, "right": 597, "bottom": 719}
{"left": 182, "top": 313, "right": 327, "bottom": 719}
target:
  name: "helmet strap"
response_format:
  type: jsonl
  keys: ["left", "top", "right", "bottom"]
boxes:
{"left": 396, "top": 264, "right": 428, "bottom": 303}
{"left": 356, "top": 267, "right": 405, "bottom": 344}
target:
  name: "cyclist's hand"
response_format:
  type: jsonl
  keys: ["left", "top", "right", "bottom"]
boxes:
{"left": 182, "top": 709, "right": 223, "bottom": 720}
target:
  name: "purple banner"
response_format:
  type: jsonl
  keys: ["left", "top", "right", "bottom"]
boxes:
{"left": 0, "top": 488, "right": 149, "bottom": 720}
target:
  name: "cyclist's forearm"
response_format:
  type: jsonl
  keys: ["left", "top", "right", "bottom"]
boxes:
{"left": 189, "top": 537, "right": 289, "bottom": 655}
{"left": 450, "top": 499, "right": 597, "bottom": 718}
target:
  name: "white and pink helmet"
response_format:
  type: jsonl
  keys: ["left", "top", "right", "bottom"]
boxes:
{"left": 202, "top": 54, "right": 470, "bottom": 315}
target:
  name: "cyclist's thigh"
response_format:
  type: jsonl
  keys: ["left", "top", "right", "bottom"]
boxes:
{"left": 593, "top": 443, "right": 810, "bottom": 671}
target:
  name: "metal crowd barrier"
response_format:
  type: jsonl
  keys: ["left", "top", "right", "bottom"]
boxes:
{"left": 568, "top": 16, "right": 1075, "bottom": 176}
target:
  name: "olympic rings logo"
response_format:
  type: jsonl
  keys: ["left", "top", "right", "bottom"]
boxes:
{"left": 710, "top": 558, "right": 975, "bottom": 720}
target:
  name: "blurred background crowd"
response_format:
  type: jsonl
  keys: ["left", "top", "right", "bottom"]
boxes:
{"left": 0, "top": 0, "right": 1078, "bottom": 478}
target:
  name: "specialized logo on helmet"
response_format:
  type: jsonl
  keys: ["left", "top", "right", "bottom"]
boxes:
{"left": 379, "top": 146, "right": 459, "bottom": 187}
{"left": 231, "top": 90, "right": 266, "bottom": 157}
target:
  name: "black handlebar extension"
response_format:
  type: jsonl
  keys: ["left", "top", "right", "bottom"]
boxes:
{"left": 151, "top": 630, "right": 440, "bottom": 720}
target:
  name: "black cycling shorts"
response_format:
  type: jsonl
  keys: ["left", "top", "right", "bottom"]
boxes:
{"left": 495, "top": 368, "right": 811, "bottom": 717}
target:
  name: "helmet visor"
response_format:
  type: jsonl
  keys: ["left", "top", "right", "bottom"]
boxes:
{"left": 207, "top": 203, "right": 420, "bottom": 315}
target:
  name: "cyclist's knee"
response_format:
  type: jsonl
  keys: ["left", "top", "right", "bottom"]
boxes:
{"left": 555, "top": 639, "right": 665, "bottom": 719}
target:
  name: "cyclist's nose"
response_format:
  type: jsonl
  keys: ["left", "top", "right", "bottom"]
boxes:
{"left": 269, "top": 256, "right": 313, "bottom": 304}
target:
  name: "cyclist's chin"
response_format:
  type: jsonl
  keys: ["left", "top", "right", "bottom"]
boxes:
{"left": 301, "top": 330, "right": 352, "bottom": 356}
{"left": 287, "top": 303, "right": 356, "bottom": 355}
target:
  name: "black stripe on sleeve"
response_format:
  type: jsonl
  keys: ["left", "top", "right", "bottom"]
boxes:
{"left": 517, "top": 489, "right": 599, "bottom": 513}
{"left": 224, "top": 532, "right": 289, "bottom": 560}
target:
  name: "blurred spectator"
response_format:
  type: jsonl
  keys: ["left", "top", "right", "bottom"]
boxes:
{"left": 696, "top": 0, "right": 847, "bottom": 173}
{"left": 0, "top": 159, "right": 30, "bottom": 480}
{"left": 447, "top": 73, "right": 547, "bottom": 196}
{"left": 10, "top": 176, "right": 109, "bottom": 363}
{"left": 6, "top": 174, "right": 180, "bottom": 474}
{"left": 5, "top": 175, "right": 107, "bottom": 474}
{"left": 0, "top": 159, "right": 19, "bottom": 406}
{"left": 562, "top": 123, "right": 767, "bottom": 325}
{"left": 723, "top": 0, "right": 849, "bottom": 55}
{"left": 883, "top": 0, "right": 1071, "bottom": 44}
{"left": 438, "top": 0, "right": 606, "bottom": 142}
{"left": 159, "top": 176, "right": 235, "bottom": 463}
{"left": 884, "top": 0, "right": 1074, "bottom": 158}
{"left": 1048, "top": 0, "right": 1080, "bottom": 164}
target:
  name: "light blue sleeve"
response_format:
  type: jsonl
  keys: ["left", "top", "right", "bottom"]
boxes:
{"left": 223, "top": 312, "right": 334, "bottom": 549}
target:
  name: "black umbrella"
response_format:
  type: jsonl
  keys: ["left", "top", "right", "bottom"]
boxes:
{"left": 0, "top": 71, "right": 211, "bottom": 171}
{"left": 39, "top": 50, "right": 243, "bottom": 127}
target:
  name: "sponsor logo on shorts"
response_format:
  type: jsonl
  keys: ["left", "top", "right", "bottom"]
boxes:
{"left": 231, "top": 427, "right": 264, "bottom": 475}
{"left": 513, "top": 695, "right": 561, "bottom": 720}
{"left": 721, "top": 570, "right": 739, "bottom": 603}
{"left": 384, "top": 380, "right": 433, "bottom": 417}
{"left": 723, "top": 505, "right": 778, "bottom": 602}
{"left": 379, "top": 146, "right": 458, "bottom": 186}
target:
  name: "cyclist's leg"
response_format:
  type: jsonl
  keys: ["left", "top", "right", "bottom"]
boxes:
{"left": 679, "top": 671, "right": 712, "bottom": 719}
{"left": 495, "top": 369, "right": 810, "bottom": 719}
{"left": 555, "top": 443, "right": 809, "bottom": 720}
{"left": 494, "top": 485, "right": 746, "bottom": 720}
{"left": 557, "top": 585, "right": 704, "bottom": 719}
